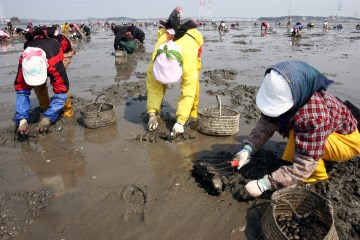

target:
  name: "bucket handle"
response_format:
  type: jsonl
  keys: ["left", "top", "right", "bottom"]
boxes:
{"left": 216, "top": 95, "right": 222, "bottom": 117}
{"left": 95, "top": 94, "right": 106, "bottom": 115}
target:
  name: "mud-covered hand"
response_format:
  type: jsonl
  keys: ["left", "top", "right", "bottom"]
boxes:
{"left": 37, "top": 117, "right": 51, "bottom": 133}
{"left": 17, "top": 119, "right": 29, "bottom": 135}
{"left": 170, "top": 122, "right": 184, "bottom": 138}
{"left": 233, "top": 144, "right": 253, "bottom": 170}
{"left": 245, "top": 175, "right": 271, "bottom": 198}
{"left": 148, "top": 112, "right": 158, "bottom": 131}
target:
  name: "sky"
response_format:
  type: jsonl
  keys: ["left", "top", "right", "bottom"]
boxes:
{"left": 1, "top": 0, "right": 360, "bottom": 21}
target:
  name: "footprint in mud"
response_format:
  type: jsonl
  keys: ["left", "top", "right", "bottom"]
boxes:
{"left": 120, "top": 184, "right": 147, "bottom": 223}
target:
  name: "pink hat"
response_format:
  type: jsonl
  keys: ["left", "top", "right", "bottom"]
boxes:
{"left": 22, "top": 47, "right": 48, "bottom": 86}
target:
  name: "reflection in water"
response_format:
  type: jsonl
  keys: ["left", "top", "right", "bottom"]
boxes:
{"left": 114, "top": 55, "right": 138, "bottom": 82}
{"left": 290, "top": 36, "right": 301, "bottom": 47}
{"left": 83, "top": 124, "right": 119, "bottom": 144}
{"left": 21, "top": 130, "right": 86, "bottom": 197}
{"left": 0, "top": 42, "right": 12, "bottom": 52}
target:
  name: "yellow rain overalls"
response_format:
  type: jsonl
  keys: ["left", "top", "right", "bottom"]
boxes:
{"left": 282, "top": 128, "right": 360, "bottom": 183}
{"left": 147, "top": 28, "right": 203, "bottom": 124}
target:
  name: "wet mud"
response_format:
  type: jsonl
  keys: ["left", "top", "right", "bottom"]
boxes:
{"left": 0, "top": 21, "right": 360, "bottom": 239}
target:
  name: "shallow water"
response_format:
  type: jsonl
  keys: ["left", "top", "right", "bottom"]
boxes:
{"left": 1, "top": 21, "right": 360, "bottom": 240}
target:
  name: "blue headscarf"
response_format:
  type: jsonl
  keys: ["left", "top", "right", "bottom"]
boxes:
{"left": 264, "top": 61, "right": 334, "bottom": 135}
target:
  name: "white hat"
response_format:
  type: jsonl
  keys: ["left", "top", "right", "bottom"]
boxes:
{"left": 153, "top": 41, "right": 182, "bottom": 84}
{"left": 256, "top": 70, "right": 294, "bottom": 117}
{"left": 6, "top": 19, "right": 10, "bottom": 22}
{"left": 22, "top": 47, "right": 48, "bottom": 86}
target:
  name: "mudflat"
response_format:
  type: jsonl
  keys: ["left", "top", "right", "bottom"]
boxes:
{"left": 0, "top": 21, "right": 359, "bottom": 240}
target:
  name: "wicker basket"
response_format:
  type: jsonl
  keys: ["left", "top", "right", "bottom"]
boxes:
{"left": 80, "top": 94, "right": 116, "bottom": 129}
{"left": 197, "top": 95, "right": 240, "bottom": 136}
{"left": 261, "top": 188, "right": 338, "bottom": 240}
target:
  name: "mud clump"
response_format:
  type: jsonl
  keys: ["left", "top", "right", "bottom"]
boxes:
{"left": 241, "top": 48, "right": 261, "bottom": 53}
{"left": 202, "top": 69, "right": 238, "bottom": 86}
{"left": 193, "top": 149, "right": 360, "bottom": 240}
{"left": 192, "top": 150, "right": 287, "bottom": 200}
{"left": 314, "top": 157, "right": 360, "bottom": 239}
{"left": 0, "top": 189, "right": 52, "bottom": 238}
{"left": 135, "top": 112, "right": 196, "bottom": 143}
{"left": 99, "top": 81, "right": 146, "bottom": 105}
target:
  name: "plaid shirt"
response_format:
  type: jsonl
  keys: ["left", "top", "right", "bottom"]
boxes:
{"left": 291, "top": 91, "right": 357, "bottom": 161}
{"left": 246, "top": 91, "right": 358, "bottom": 189}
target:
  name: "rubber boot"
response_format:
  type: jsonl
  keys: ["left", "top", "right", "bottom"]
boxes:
{"left": 33, "top": 84, "right": 50, "bottom": 111}
{"left": 302, "top": 158, "right": 329, "bottom": 183}
{"left": 63, "top": 92, "right": 74, "bottom": 117}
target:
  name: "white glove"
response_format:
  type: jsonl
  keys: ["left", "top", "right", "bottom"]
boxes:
{"left": 233, "top": 144, "right": 253, "bottom": 170}
{"left": 37, "top": 117, "right": 51, "bottom": 133}
{"left": 171, "top": 122, "right": 184, "bottom": 138}
{"left": 245, "top": 175, "right": 272, "bottom": 198}
{"left": 18, "top": 119, "right": 29, "bottom": 135}
{"left": 148, "top": 112, "right": 158, "bottom": 131}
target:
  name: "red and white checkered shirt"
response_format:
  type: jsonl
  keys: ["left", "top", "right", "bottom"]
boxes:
{"left": 291, "top": 91, "right": 357, "bottom": 161}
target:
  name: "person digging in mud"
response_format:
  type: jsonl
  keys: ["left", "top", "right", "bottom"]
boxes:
{"left": 146, "top": 6, "right": 203, "bottom": 138}
{"left": 127, "top": 24, "right": 145, "bottom": 44}
{"left": 233, "top": 60, "right": 360, "bottom": 198}
{"left": 218, "top": 20, "right": 226, "bottom": 37}
{"left": 111, "top": 24, "right": 137, "bottom": 54}
{"left": 260, "top": 22, "right": 269, "bottom": 31}
{"left": 24, "top": 25, "right": 75, "bottom": 118}
{"left": 292, "top": 22, "right": 303, "bottom": 36}
{"left": 14, "top": 36, "right": 70, "bottom": 135}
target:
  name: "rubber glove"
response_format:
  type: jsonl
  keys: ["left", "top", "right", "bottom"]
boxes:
{"left": 148, "top": 112, "right": 158, "bottom": 131}
{"left": 37, "top": 117, "right": 51, "bottom": 133}
{"left": 233, "top": 144, "right": 253, "bottom": 170}
{"left": 17, "top": 119, "right": 29, "bottom": 135}
{"left": 171, "top": 122, "right": 184, "bottom": 138}
{"left": 245, "top": 175, "right": 272, "bottom": 198}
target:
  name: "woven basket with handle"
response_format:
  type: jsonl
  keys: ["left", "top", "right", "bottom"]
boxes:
{"left": 197, "top": 95, "right": 240, "bottom": 136}
{"left": 80, "top": 94, "right": 116, "bottom": 129}
{"left": 261, "top": 187, "right": 338, "bottom": 240}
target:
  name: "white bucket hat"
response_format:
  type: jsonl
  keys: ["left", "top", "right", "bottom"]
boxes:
{"left": 153, "top": 41, "right": 182, "bottom": 84}
{"left": 22, "top": 47, "right": 48, "bottom": 86}
{"left": 256, "top": 70, "right": 294, "bottom": 117}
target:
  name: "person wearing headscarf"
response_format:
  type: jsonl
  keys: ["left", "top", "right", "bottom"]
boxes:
{"left": 146, "top": 6, "right": 203, "bottom": 137}
{"left": 234, "top": 61, "right": 360, "bottom": 198}
{"left": 127, "top": 24, "right": 145, "bottom": 43}
{"left": 111, "top": 24, "right": 137, "bottom": 54}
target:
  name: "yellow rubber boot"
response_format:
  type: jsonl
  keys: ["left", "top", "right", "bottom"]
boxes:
{"left": 63, "top": 92, "right": 74, "bottom": 117}
{"left": 33, "top": 84, "right": 50, "bottom": 111}
{"left": 302, "top": 158, "right": 329, "bottom": 183}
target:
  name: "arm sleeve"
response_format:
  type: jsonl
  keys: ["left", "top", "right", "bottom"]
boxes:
{"left": 43, "top": 93, "right": 68, "bottom": 121}
{"left": 176, "top": 30, "right": 204, "bottom": 124}
{"left": 146, "top": 30, "right": 170, "bottom": 114}
{"left": 268, "top": 151, "right": 318, "bottom": 189}
{"left": 15, "top": 90, "right": 31, "bottom": 123}
{"left": 245, "top": 115, "right": 278, "bottom": 150}
{"left": 268, "top": 115, "right": 330, "bottom": 189}
{"left": 114, "top": 33, "right": 123, "bottom": 50}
